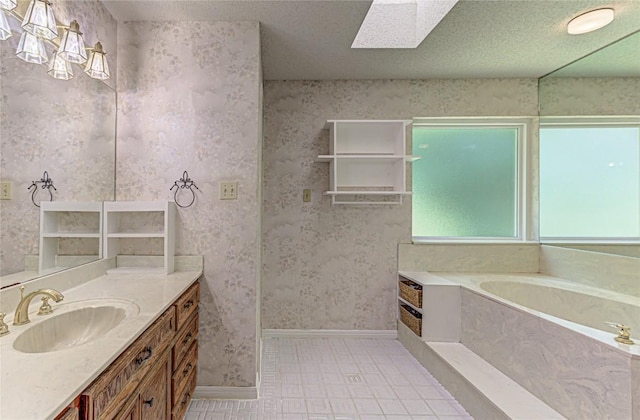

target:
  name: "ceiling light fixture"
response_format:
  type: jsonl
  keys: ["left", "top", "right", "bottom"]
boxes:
{"left": 567, "top": 8, "right": 614, "bottom": 35}
{"left": 352, "top": 0, "right": 459, "bottom": 48}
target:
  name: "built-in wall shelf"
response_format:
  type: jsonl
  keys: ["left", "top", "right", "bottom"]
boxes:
{"left": 103, "top": 201, "right": 176, "bottom": 274}
{"left": 319, "top": 120, "right": 419, "bottom": 204}
{"left": 39, "top": 201, "right": 103, "bottom": 274}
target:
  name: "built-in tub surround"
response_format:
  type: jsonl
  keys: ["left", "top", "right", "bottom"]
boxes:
{"left": 540, "top": 244, "right": 640, "bottom": 297}
{"left": 425, "top": 272, "right": 639, "bottom": 419}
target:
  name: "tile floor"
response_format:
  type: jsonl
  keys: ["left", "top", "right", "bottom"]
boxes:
{"left": 186, "top": 337, "right": 473, "bottom": 420}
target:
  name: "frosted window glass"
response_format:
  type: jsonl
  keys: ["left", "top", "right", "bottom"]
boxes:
{"left": 540, "top": 127, "right": 640, "bottom": 238}
{"left": 412, "top": 127, "right": 518, "bottom": 238}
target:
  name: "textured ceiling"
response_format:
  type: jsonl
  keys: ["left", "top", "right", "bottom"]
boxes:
{"left": 101, "top": 0, "right": 640, "bottom": 80}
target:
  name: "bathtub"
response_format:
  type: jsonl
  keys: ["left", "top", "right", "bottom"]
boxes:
{"left": 431, "top": 272, "right": 639, "bottom": 419}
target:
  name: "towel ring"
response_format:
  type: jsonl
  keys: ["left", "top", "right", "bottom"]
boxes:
{"left": 170, "top": 171, "right": 199, "bottom": 208}
{"left": 27, "top": 171, "right": 56, "bottom": 208}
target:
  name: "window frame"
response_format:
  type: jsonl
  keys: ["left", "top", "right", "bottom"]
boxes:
{"left": 539, "top": 116, "right": 640, "bottom": 243}
{"left": 411, "top": 117, "right": 533, "bottom": 243}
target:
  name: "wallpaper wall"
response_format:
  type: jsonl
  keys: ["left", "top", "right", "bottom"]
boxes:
{"left": 539, "top": 77, "right": 640, "bottom": 115}
{"left": 0, "top": 0, "right": 116, "bottom": 277}
{"left": 116, "top": 21, "right": 261, "bottom": 387}
{"left": 262, "top": 79, "right": 539, "bottom": 330}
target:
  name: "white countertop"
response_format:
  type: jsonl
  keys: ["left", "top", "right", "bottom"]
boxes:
{"left": 0, "top": 269, "right": 202, "bottom": 420}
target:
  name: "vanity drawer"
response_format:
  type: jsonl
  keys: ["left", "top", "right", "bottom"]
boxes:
{"left": 171, "top": 368, "right": 197, "bottom": 420}
{"left": 173, "top": 312, "right": 199, "bottom": 368}
{"left": 81, "top": 306, "right": 176, "bottom": 420}
{"left": 172, "top": 340, "right": 198, "bottom": 406}
{"left": 55, "top": 407, "right": 80, "bottom": 420}
{"left": 174, "top": 282, "right": 199, "bottom": 331}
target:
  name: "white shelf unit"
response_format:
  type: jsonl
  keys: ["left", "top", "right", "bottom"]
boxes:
{"left": 319, "top": 120, "right": 419, "bottom": 204}
{"left": 103, "top": 201, "right": 176, "bottom": 274}
{"left": 39, "top": 201, "right": 103, "bottom": 274}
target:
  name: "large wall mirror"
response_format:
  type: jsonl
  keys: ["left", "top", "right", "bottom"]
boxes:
{"left": 0, "top": 3, "right": 116, "bottom": 286}
{"left": 538, "top": 31, "right": 640, "bottom": 258}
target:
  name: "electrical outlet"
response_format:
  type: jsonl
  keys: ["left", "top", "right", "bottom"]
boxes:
{"left": 220, "top": 181, "right": 238, "bottom": 200}
{"left": 0, "top": 182, "right": 12, "bottom": 200}
{"left": 303, "top": 189, "right": 311, "bottom": 202}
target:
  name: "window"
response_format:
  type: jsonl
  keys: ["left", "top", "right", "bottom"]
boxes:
{"left": 412, "top": 119, "right": 527, "bottom": 240}
{"left": 539, "top": 119, "right": 640, "bottom": 239}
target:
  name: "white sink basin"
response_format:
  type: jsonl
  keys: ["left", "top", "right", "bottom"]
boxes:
{"left": 12, "top": 299, "right": 139, "bottom": 354}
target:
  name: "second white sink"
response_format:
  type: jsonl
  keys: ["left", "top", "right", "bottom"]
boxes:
{"left": 13, "top": 299, "right": 140, "bottom": 354}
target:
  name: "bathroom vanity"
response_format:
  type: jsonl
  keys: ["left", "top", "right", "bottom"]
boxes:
{"left": 0, "top": 259, "right": 202, "bottom": 420}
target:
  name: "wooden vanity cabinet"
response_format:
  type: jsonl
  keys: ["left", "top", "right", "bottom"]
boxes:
{"left": 75, "top": 281, "right": 200, "bottom": 420}
{"left": 171, "top": 282, "right": 200, "bottom": 420}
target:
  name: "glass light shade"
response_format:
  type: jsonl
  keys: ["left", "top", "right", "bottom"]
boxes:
{"left": 567, "top": 8, "right": 615, "bottom": 35}
{"left": 16, "top": 30, "right": 48, "bottom": 64}
{"left": 47, "top": 50, "right": 73, "bottom": 80}
{"left": 57, "top": 20, "right": 87, "bottom": 64}
{"left": 21, "top": 0, "right": 57, "bottom": 40}
{"left": 0, "top": 10, "right": 11, "bottom": 40}
{"left": 84, "top": 42, "right": 109, "bottom": 80}
{"left": 0, "top": 0, "right": 17, "bottom": 11}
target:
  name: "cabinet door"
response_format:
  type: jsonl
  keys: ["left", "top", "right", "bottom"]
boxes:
{"left": 140, "top": 355, "right": 171, "bottom": 420}
{"left": 114, "top": 397, "right": 140, "bottom": 420}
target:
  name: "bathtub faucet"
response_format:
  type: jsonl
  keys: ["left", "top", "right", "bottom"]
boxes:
{"left": 605, "top": 322, "right": 634, "bottom": 345}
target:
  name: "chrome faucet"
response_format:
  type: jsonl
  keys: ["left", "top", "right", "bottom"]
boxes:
{"left": 13, "top": 286, "right": 64, "bottom": 326}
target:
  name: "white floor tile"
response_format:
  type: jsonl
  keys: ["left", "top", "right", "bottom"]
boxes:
{"left": 401, "top": 399, "right": 434, "bottom": 416}
{"left": 282, "top": 398, "right": 307, "bottom": 413}
{"left": 377, "top": 399, "right": 408, "bottom": 415}
{"left": 330, "top": 398, "right": 357, "bottom": 414}
{"left": 306, "top": 398, "right": 333, "bottom": 414}
{"left": 426, "top": 399, "right": 462, "bottom": 416}
{"left": 187, "top": 337, "right": 472, "bottom": 420}
{"left": 353, "top": 398, "right": 383, "bottom": 415}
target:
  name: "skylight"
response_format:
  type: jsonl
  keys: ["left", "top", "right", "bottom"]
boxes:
{"left": 352, "top": 0, "right": 459, "bottom": 49}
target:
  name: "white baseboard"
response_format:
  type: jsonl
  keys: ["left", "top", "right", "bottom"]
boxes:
{"left": 193, "top": 386, "right": 258, "bottom": 400}
{"left": 262, "top": 329, "right": 397, "bottom": 339}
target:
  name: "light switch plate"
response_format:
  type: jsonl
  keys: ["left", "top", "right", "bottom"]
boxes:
{"left": 220, "top": 181, "right": 238, "bottom": 200}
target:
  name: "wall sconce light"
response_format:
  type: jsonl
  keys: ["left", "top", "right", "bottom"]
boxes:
{"left": 85, "top": 42, "right": 109, "bottom": 80}
{"left": 0, "top": 0, "right": 17, "bottom": 10}
{"left": 16, "top": 30, "right": 48, "bottom": 64}
{"left": 0, "top": 10, "right": 11, "bottom": 40}
{"left": 21, "top": 0, "right": 58, "bottom": 40}
{"left": 0, "top": 0, "right": 16, "bottom": 40}
{"left": 58, "top": 20, "right": 87, "bottom": 64}
{"left": 48, "top": 50, "right": 73, "bottom": 79}
{"left": 1, "top": 0, "right": 110, "bottom": 82}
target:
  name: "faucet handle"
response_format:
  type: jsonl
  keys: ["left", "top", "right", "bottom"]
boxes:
{"left": 0, "top": 313, "right": 9, "bottom": 336}
{"left": 38, "top": 296, "right": 53, "bottom": 316}
{"left": 606, "top": 322, "right": 634, "bottom": 345}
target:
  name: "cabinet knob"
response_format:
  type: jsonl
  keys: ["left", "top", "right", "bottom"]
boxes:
{"left": 143, "top": 397, "right": 154, "bottom": 407}
{"left": 181, "top": 391, "right": 191, "bottom": 407}
{"left": 184, "top": 300, "right": 194, "bottom": 309}
{"left": 182, "top": 333, "right": 193, "bottom": 345}
{"left": 135, "top": 346, "right": 153, "bottom": 365}
{"left": 183, "top": 362, "right": 193, "bottom": 376}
